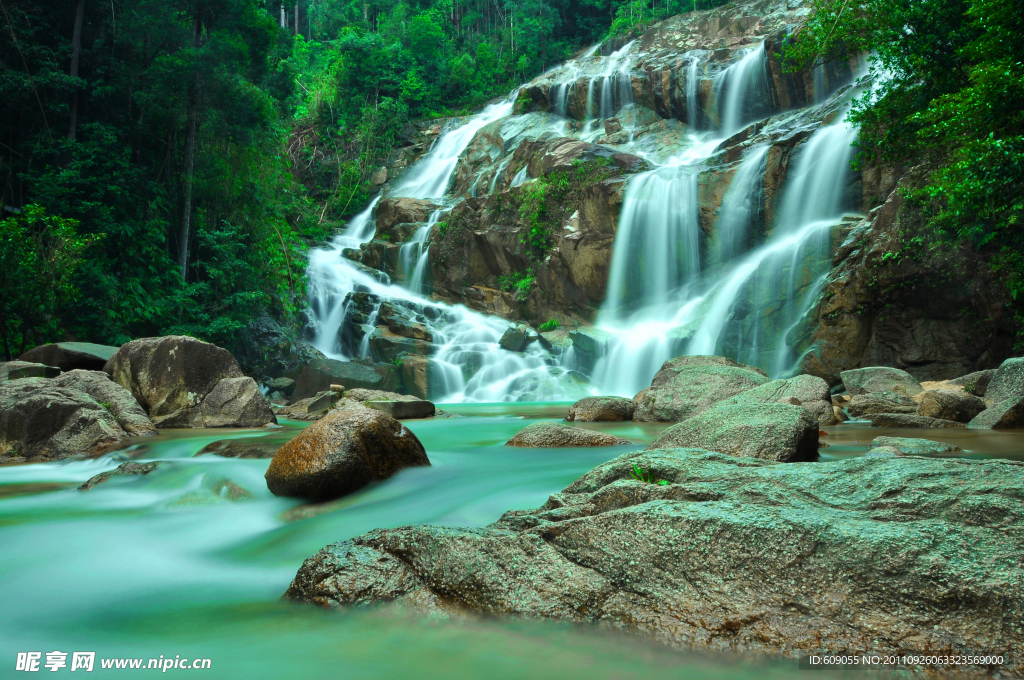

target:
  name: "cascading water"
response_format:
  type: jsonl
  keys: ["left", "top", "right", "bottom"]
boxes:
{"left": 712, "top": 145, "right": 768, "bottom": 265}
{"left": 712, "top": 43, "right": 770, "bottom": 137}
{"left": 399, "top": 210, "right": 441, "bottom": 294}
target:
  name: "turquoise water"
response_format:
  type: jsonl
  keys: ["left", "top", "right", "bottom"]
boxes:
{"left": 4, "top": 405, "right": 1011, "bottom": 678}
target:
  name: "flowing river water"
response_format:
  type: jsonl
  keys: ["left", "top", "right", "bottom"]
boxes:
{"left": 2, "top": 410, "right": 1022, "bottom": 678}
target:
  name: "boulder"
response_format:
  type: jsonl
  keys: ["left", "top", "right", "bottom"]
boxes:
{"left": 840, "top": 367, "right": 924, "bottom": 397}
{"left": 506, "top": 421, "right": 632, "bottom": 447}
{"left": 985, "top": 357, "right": 1024, "bottom": 406}
{"left": 289, "top": 351, "right": 401, "bottom": 399}
{"left": 364, "top": 399, "right": 435, "bottom": 420}
{"left": 0, "top": 379, "right": 127, "bottom": 462}
{"left": 868, "top": 413, "right": 965, "bottom": 429}
{"left": 498, "top": 326, "right": 532, "bottom": 352}
{"left": 917, "top": 389, "right": 986, "bottom": 423}
{"left": 193, "top": 377, "right": 277, "bottom": 428}
{"left": 80, "top": 461, "right": 161, "bottom": 490}
{"left": 868, "top": 436, "right": 963, "bottom": 457}
{"left": 20, "top": 342, "right": 119, "bottom": 372}
{"left": 633, "top": 356, "right": 769, "bottom": 423}
{"left": 565, "top": 396, "right": 635, "bottom": 422}
{"left": 967, "top": 397, "right": 1024, "bottom": 430}
{"left": 265, "top": 377, "right": 296, "bottom": 397}
{"left": 197, "top": 439, "right": 281, "bottom": 459}
{"left": 375, "top": 197, "right": 439, "bottom": 232}
{"left": 846, "top": 392, "right": 918, "bottom": 417}
{"left": 265, "top": 408, "right": 430, "bottom": 501}
{"left": 945, "top": 369, "right": 996, "bottom": 397}
{"left": 0, "top": 361, "right": 60, "bottom": 381}
{"left": 645, "top": 402, "right": 818, "bottom": 462}
{"left": 285, "top": 449, "right": 1024, "bottom": 672}
{"left": 398, "top": 354, "right": 431, "bottom": 400}
{"left": 104, "top": 336, "right": 244, "bottom": 426}
{"left": 51, "top": 370, "right": 156, "bottom": 437}
{"left": 726, "top": 374, "right": 837, "bottom": 425}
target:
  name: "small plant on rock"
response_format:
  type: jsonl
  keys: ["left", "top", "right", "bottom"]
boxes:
{"left": 631, "top": 463, "right": 669, "bottom": 485}
{"left": 539, "top": 319, "right": 559, "bottom": 332}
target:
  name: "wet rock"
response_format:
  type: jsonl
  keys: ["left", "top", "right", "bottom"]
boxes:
{"left": 985, "top": 357, "right": 1024, "bottom": 406}
{"left": 646, "top": 402, "right": 818, "bottom": 462}
{"left": 51, "top": 370, "right": 156, "bottom": 437}
{"left": 868, "top": 413, "right": 965, "bottom": 429}
{"left": 265, "top": 408, "right": 430, "bottom": 501}
{"left": 375, "top": 197, "right": 439, "bottom": 233}
{"left": 20, "top": 342, "right": 119, "bottom": 372}
{"left": 104, "top": 336, "right": 244, "bottom": 427}
{"left": 726, "top": 374, "right": 837, "bottom": 425}
{"left": 79, "top": 461, "right": 160, "bottom": 490}
{"left": 193, "top": 377, "right": 277, "bottom": 428}
{"left": 840, "top": 367, "right": 924, "bottom": 397}
{"left": 289, "top": 350, "right": 401, "bottom": 399}
{"left": 398, "top": 354, "right": 431, "bottom": 400}
{"left": 868, "top": 436, "right": 963, "bottom": 457}
{"left": 945, "top": 369, "right": 995, "bottom": 397}
{"left": 633, "top": 356, "right": 769, "bottom": 423}
{"left": 367, "top": 328, "right": 432, "bottom": 364}
{"left": 266, "top": 377, "right": 296, "bottom": 397}
{"left": 917, "top": 389, "right": 986, "bottom": 423}
{"left": 968, "top": 397, "right": 1024, "bottom": 430}
{"left": 285, "top": 449, "right": 1024, "bottom": 671}
{"left": 0, "top": 361, "right": 60, "bottom": 381}
{"left": 506, "top": 421, "right": 632, "bottom": 447}
{"left": 846, "top": 392, "right": 919, "bottom": 417}
{"left": 370, "top": 166, "right": 388, "bottom": 185}
{"left": 197, "top": 439, "right": 281, "bottom": 459}
{"left": 498, "top": 325, "right": 538, "bottom": 352}
{"left": 0, "top": 379, "right": 127, "bottom": 461}
{"left": 565, "top": 396, "right": 635, "bottom": 422}
{"left": 364, "top": 399, "right": 435, "bottom": 420}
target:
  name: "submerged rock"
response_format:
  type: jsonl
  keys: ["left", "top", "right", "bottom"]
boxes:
{"left": 917, "top": 389, "right": 986, "bottom": 423}
{"left": 197, "top": 439, "right": 281, "bottom": 459}
{"left": 840, "top": 366, "right": 924, "bottom": 397}
{"left": 868, "top": 413, "right": 965, "bottom": 429}
{"left": 867, "top": 436, "right": 963, "bottom": 457}
{"left": 633, "top": 356, "right": 769, "bottom": 423}
{"left": 968, "top": 397, "right": 1024, "bottom": 430}
{"left": 79, "top": 461, "right": 161, "bottom": 490}
{"left": 506, "top": 421, "right": 632, "bottom": 447}
{"left": 646, "top": 402, "right": 818, "bottom": 462}
{"left": 265, "top": 409, "right": 430, "bottom": 501}
{"left": 985, "top": 357, "right": 1024, "bottom": 406}
{"left": 285, "top": 449, "right": 1024, "bottom": 671}
{"left": 364, "top": 399, "right": 435, "bottom": 420}
{"left": 20, "top": 342, "right": 118, "bottom": 372}
{"left": 565, "top": 396, "right": 635, "bottom": 422}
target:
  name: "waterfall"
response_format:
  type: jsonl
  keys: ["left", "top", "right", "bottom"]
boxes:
{"left": 399, "top": 210, "right": 440, "bottom": 294}
{"left": 510, "top": 166, "right": 529, "bottom": 187}
{"left": 712, "top": 145, "right": 768, "bottom": 265}
{"left": 686, "top": 53, "right": 703, "bottom": 129}
{"left": 712, "top": 43, "right": 770, "bottom": 137}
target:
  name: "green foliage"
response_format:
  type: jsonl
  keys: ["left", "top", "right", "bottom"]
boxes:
{"left": 0, "top": 207, "right": 93, "bottom": 360}
{"left": 539, "top": 319, "right": 560, "bottom": 332}
{"left": 630, "top": 463, "right": 669, "bottom": 485}
{"left": 789, "top": 0, "right": 1024, "bottom": 340}
{"left": 497, "top": 270, "right": 536, "bottom": 301}
{"left": 609, "top": 0, "right": 729, "bottom": 36}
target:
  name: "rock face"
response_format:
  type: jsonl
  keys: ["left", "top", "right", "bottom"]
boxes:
{"left": 506, "top": 421, "right": 632, "bottom": 447}
{"left": 288, "top": 350, "right": 400, "bottom": 400}
{"left": 633, "top": 356, "right": 769, "bottom": 422}
{"left": 985, "top": 357, "right": 1024, "bottom": 406}
{"left": 846, "top": 392, "right": 919, "bottom": 417}
{"left": 565, "top": 396, "right": 635, "bottom": 422}
{"left": 286, "top": 448, "right": 1024, "bottom": 673}
{"left": 868, "top": 437, "right": 962, "bottom": 457}
{"left": 968, "top": 397, "right": 1024, "bottom": 430}
{"left": 193, "top": 377, "right": 277, "bottom": 428}
{"left": 727, "top": 374, "right": 836, "bottom": 425}
{"left": 265, "top": 409, "right": 430, "bottom": 501}
{"left": 646, "top": 402, "right": 818, "bottom": 462}
{"left": 917, "top": 389, "right": 986, "bottom": 423}
{"left": 0, "top": 379, "right": 127, "bottom": 462}
{"left": 51, "top": 370, "right": 156, "bottom": 437}
{"left": 105, "top": 336, "right": 244, "bottom": 426}
{"left": 840, "top": 366, "right": 924, "bottom": 396}
{"left": 20, "top": 342, "right": 119, "bottom": 372}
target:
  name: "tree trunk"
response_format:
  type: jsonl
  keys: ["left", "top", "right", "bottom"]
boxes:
{"left": 294, "top": 2, "right": 299, "bottom": 36}
{"left": 179, "top": 17, "right": 200, "bottom": 282}
{"left": 67, "top": 0, "right": 85, "bottom": 141}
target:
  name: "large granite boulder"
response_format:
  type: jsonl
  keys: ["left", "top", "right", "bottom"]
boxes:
{"left": 968, "top": 397, "right": 1024, "bottom": 430}
{"left": 917, "top": 389, "right": 986, "bottom": 423}
{"left": 633, "top": 356, "right": 769, "bottom": 423}
{"left": 985, "top": 357, "right": 1024, "bottom": 406}
{"left": 840, "top": 366, "right": 924, "bottom": 396}
{"left": 867, "top": 437, "right": 963, "bottom": 457}
{"left": 565, "top": 396, "right": 635, "bottom": 422}
{"left": 945, "top": 369, "right": 996, "bottom": 397}
{"left": 846, "top": 391, "right": 919, "bottom": 417}
{"left": 0, "top": 361, "right": 60, "bottom": 381}
{"left": 868, "top": 413, "right": 965, "bottom": 429}
{"left": 0, "top": 379, "right": 127, "bottom": 462}
{"left": 285, "top": 449, "right": 1024, "bottom": 673}
{"left": 375, "top": 197, "right": 439, "bottom": 233}
{"left": 506, "top": 421, "right": 632, "bottom": 447}
{"left": 726, "top": 374, "right": 836, "bottom": 425}
{"left": 104, "top": 336, "right": 244, "bottom": 426}
{"left": 193, "top": 377, "right": 277, "bottom": 428}
{"left": 288, "top": 351, "right": 400, "bottom": 400}
{"left": 20, "top": 342, "right": 119, "bottom": 372}
{"left": 265, "top": 408, "right": 430, "bottom": 501}
{"left": 51, "top": 370, "right": 156, "bottom": 437}
{"left": 646, "top": 402, "right": 818, "bottom": 462}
